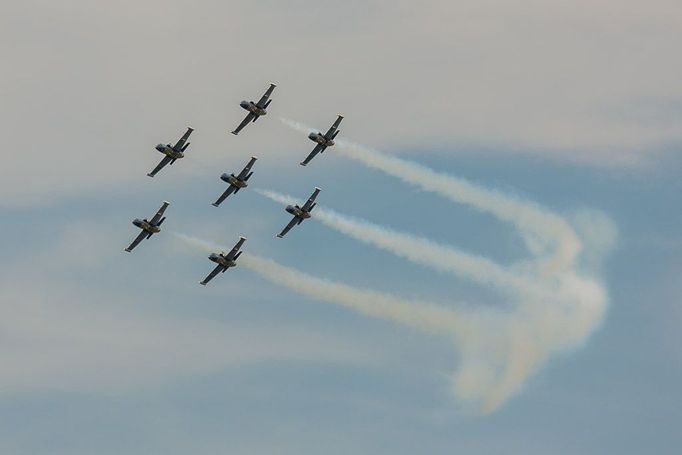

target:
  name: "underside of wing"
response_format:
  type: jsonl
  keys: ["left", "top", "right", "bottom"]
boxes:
{"left": 324, "top": 115, "right": 343, "bottom": 138}
{"left": 147, "top": 155, "right": 173, "bottom": 178}
{"left": 256, "top": 84, "right": 276, "bottom": 107}
{"left": 173, "top": 127, "right": 193, "bottom": 150}
{"left": 300, "top": 143, "right": 326, "bottom": 166}
{"left": 237, "top": 157, "right": 257, "bottom": 179}
{"left": 200, "top": 264, "right": 225, "bottom": 285}
{"left": 150, "top": 201, "right": 170, "bottom": 225}
{"left": 212, "top": 186, "right": 237, "bottom": 207}
{"left": 232, "top": 113, "right": 256, "bottom": 135}
{"left": 226, "top": 237, "right": 246, "bottom": 259}
{"left": 301, "top": 187, "right": 321, "bottom": 211}
{"left": 277, "top": 216, "right": 299, "bottom": 238}
{"left": 125, "top": 230, "right": 148, "bottom": 252}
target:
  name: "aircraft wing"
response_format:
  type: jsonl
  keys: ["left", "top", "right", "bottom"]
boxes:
{"left": 200, "top": 264, "right": 226, "bottom": 286}
{"left": 237, "top": 156, "right": 258, "bottom": 179}
{"left": 277, "top": 216, "right": 300, "bottom": 238}
{"left": 173, "top": 127, "right": 194, "bottom": 150}
{"left": 149, "top": 201, "right": 170, "bottom": 225}
{"left": 212, "top": 185, "right": 237, "bottom": 207}
{"left": 256, "top": 83, "right": 276, "bottom": 108}
{"left": 300, "top": 143, "right": 326, "bottom": 166}
{"left": 301, "top": 187, "right": 321, "bottom": 211}
{"left": 231, "top": 112, "right": 256, "bottom": 135}
{"left": 124, "top": 230, "right": 147, "bottom": 253}
{"left": 147, "top": 155, "right": 173, "bottom": 178}
{"left": 225, "top": 236, "right": 246, "bottom": 260}
{"left": 323, "top": 115, "right": 343, "bottom": 139}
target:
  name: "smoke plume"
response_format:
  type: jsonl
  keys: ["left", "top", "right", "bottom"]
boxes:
{"left": 173, "top": 119, "right": 616, "bottom": 412}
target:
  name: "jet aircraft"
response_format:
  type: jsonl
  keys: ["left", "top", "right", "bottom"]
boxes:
{"left": 300, "top": 115, "right": 343, "bottom": 166}
{"left": 231, "top": 84, "right": 276, "bottom": 135}
{"left": 148, "top": 127, "right": 194, "bottom": 177}
{"left": 212, "top": 156, "right": 258, "bottom": 207}
{"left": 277, "top": 187, "right": 321, "bottom": 238}
{"left": 124, "top": 201, "right": 170, "bottom": 252}
{"left": 200, "top": 236, "right": 246, "bottom": 285}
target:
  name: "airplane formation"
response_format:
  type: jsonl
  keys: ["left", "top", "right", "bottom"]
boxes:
{"left": 125, "top": 83, "right": 338, "bottom": 285}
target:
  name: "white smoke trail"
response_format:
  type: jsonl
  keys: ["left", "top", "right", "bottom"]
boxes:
{"left": 279, "top": 117, "right": 581, "bottom": 273}
{"left": 254, "top": 188, "right": 540, "bottom": 296}
{"left": 173, "top": 232, "right": 608, "bottom": 413}
{"left": 172, "top": 232, "right": 466, "bottom": 335}
{"left": 234, "top": 252, "right": 599, "bottom": 414}
{"left": 198, "top": 118, "right": 612, "bottom": 412}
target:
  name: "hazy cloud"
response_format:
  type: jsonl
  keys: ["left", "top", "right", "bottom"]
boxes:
{"left": 3, "top": 0, "right": 682, "bottom": 205}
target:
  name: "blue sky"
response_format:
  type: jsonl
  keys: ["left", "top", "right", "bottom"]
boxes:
{"left": 2, "top": 1, "right": 682, "bottom": 454}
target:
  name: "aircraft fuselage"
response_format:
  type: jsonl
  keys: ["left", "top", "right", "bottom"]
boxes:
{"left": 220, "top": 173, "right": 248, "bottom": 188}
{"left": 133, "top": 218, "right": 161, "bottom": 233}
{"left": 240, "top": 101, "right": 267, "bottom": 116}
{"left": 286, "top": 205, "right": 311, "bottom": 219}
{"left": 308, "top": 132, "right": 334, "bottom": 147}
{"left": 155, "top": 144, "right": 184, "bottom": 160}
{"left": 209, "top": 253, "right": 236, "bottom": 268}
